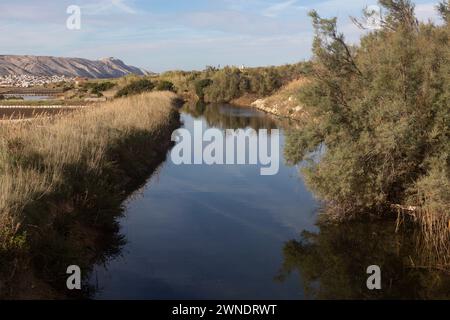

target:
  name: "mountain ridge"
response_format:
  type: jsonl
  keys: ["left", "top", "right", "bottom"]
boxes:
{"left": 0, "top": 55, "right": 149, "bottom": 78}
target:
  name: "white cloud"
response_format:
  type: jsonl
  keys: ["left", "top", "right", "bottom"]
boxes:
{"left": 262, "top": 0, "right": 307, "bottom": 17}
{"left": 415, "top": 3, "right": 440, "bottom": 23}
{"left": 82, "top": 0, "right": 137, "bottom": 15}
{"left": 111, "top": 0, "right": 137, "bottom": 14}
{"left": 0, "top": 0, "right": 442, "bottom": 71}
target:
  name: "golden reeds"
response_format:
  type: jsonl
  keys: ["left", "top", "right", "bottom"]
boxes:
{"left": 0, "top": 91, "right": 178, "bottom": 249}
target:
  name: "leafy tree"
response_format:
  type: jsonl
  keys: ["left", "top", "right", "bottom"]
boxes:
{"left": 194, "top": 78, "right": 213, "bottom": 100}
{"left": 378, "top": 0, "right": 419, "bottom": 31}
{"left": 165, "top": 63, "right": 311, "bottom": 102}
{"left": 285, "top": 1, "right": 449, "bottom": 243}
{"left": 239, "top": 76, "right": 251, "bottom": 92}
{"left": 438, "top": 0, "right": 450, "bottom": 21}
{"left": 204, "top": 67, "right": 242, "bottom": 102}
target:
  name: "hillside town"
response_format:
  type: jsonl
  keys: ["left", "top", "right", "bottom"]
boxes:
{"left": 0, "top": 74, "right": 75, "bottom": 88}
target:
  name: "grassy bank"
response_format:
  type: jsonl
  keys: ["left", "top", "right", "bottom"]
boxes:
{"left": 0, "top": 108, "right": 78, "bottom": 120}
{"left": 0, "top": 91, "right": 180, "bottom": 298}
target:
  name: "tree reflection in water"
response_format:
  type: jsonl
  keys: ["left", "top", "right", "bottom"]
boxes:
{"left": 277, "top": 217, "right": 450, "bottom": 300}
{"left": 182, "top": 101, "right": 279, "bottom": 131}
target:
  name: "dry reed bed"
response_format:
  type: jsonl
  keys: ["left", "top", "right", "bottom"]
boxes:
{"left": 0, "top": 91, "right": 178, "bottom": 250}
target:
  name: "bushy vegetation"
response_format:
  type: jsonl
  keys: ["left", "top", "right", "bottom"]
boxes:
{"left": 157, "top": 70, "right": 199, "bottom": 94}
{"left": 115, "top": 79, "right": 155, "bottom": 98}
{"left": 158, "top": 63, "right": 311, "bottom": 103}
{"left": 82, "top": 81, "right": 116, "bottom": 96}
{"left": 155, "top": 80, "right": 175, "bottom": 92}
{"left": 285, "top": 1, "right": 449, "bottom": 254}
{"left": 194, "top": 78, "right": 213, "bottom": 100}
{"left": 204, "top": 64, "right": 311, "bottom": 103}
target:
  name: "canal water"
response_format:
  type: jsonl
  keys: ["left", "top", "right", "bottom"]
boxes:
{"left": 89, "top": 103, "right": 319, "bottom": 299}
{"left": 22, "top": 95, "right": 52, "bottom": 101}
{"left": 1, "top": 95, "right": 52, "bottom": 101}
{"left": 88, "top": 103, "right": 450, "bottom": 300}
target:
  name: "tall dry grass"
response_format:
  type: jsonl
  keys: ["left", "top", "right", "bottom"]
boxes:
{"left": 0, "top": 91, "right": 178, "bottom": 250}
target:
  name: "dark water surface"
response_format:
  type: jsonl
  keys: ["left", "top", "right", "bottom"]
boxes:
{"left": 90, "top": 104, "right": 319, "bottom": 299}
{"left": 89, "top": 103, "right": 450, "bottom": 300}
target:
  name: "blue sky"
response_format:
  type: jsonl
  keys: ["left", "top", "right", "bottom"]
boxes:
{"left": 0, "top": 0, "right": 442, "bottom": 72}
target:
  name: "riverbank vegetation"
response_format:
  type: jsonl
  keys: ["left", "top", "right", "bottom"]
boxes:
{"left": 157, "top": 63, "right": 312, "bottom": 103}
{"left": 285, "top": 0, "right": 450, "bottom": 265}
{"left": 35, "top": 59, "right": 310, "bottom": 108}
{"left": 80, "top": 81, "right": 116, "bottom": 97}
{"left": 0, "top": 92, "right": 180, "bottom": 297}
{"left": 115, "top": 79, "right": 155, "bottom": 98}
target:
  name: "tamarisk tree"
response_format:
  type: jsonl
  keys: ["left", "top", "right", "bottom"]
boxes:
{"left": 286, "top": 0, "right": 449, "bottom": 241}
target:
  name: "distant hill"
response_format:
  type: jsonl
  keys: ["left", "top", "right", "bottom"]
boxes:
{"left": 0, "top": 55, "right": 150, "bottom": 78}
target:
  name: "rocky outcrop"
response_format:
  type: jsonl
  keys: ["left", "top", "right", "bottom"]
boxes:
{"left": 249, "top": 78, "right": 309, "bottom": 121}
{"left": 251, "top": 96, "right": 305, "bottom": 120}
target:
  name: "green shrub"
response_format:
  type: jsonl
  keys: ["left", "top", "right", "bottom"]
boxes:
{"left": 155, "top": 80, "right": 175, "bottom": 92}
{"left": 83, "top": 81, "right": 115, "bottom": 96}
{"left": 194, "top": 79, "right": 213, "bottom": 100}
{"left": 197, "top": 64, "right": 309, "bottom": 102}
{"left": 285, "top": 1, "right": 450, "bottom": 226}
{"left": 152, "top": 62, "right": 311, "bottom": 102}
{"left": 115, "top": 79, "right": 155, "bottom": 98}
